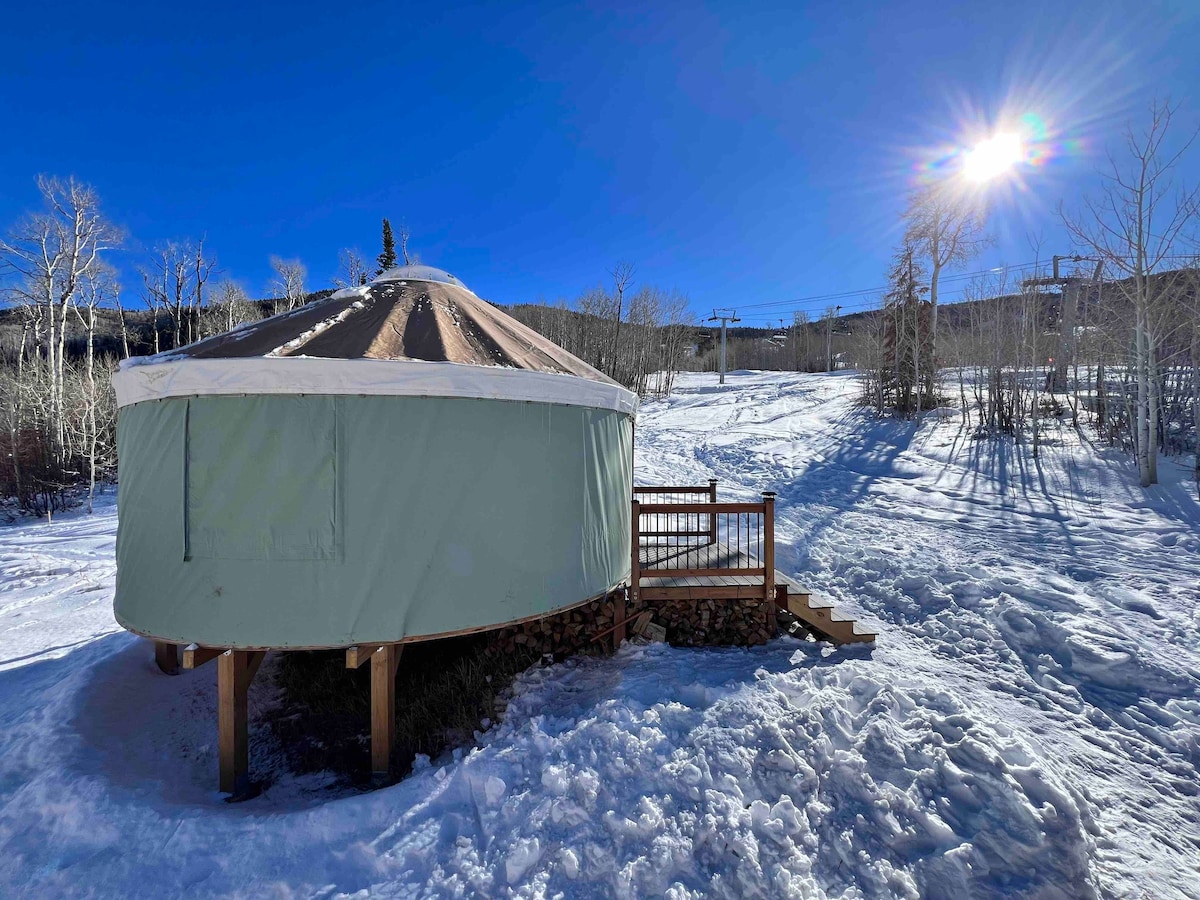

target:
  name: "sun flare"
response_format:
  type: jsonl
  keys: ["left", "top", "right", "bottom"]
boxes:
{"left": 962, "top": 132, "right": 1024, "bottom": 182}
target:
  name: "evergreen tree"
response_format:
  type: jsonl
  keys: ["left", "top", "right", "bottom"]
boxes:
{"left": 880, "top": 242, "right": 935, "bottom": 415}
{"left": 376, "top": 218, "right": 397, "bottom": 275}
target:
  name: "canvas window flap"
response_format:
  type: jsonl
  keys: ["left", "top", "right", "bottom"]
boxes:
{"left": 186, "top": 395, "right": 338, "bottom": 560}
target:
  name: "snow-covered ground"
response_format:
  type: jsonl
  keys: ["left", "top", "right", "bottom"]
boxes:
{"left": 0, "top": 370, "right": 1197, "bottom": 898}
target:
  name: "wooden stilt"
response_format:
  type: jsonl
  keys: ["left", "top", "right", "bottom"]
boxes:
{"left": 154, "top": 641, "right": 179, "bottom": 675}
{"left": 370, "top": 644, "right": 401, "bottom": 780}
{"left": 217, "top": 650, "right": 265, "bottom": 796}
{"left": 613, "top": 588, "right": 627, "bottom": 649}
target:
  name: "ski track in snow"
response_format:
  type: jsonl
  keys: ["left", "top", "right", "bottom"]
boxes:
{"left": 0, "top": 371, "right": 1197, "bottom": 898}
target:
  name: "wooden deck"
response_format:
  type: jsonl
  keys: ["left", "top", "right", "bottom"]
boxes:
{"left": 632, "top": 482, "right": 876, "bottom": 646}
{"left": 637, "top": 539, "right": 875, "bottom": 643}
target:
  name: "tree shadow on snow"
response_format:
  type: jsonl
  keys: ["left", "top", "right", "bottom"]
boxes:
{"left": 778, "top": 408, "right": 920, "bottom": 569}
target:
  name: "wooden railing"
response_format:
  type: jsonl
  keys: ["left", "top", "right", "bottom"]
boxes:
{"left": 633, "top": 480, "right": 718, "bottom": 544}
{"left": 630, "top": 482, "right": 775, "bottom": 608}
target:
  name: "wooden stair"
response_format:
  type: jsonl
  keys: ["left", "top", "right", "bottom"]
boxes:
{"left": 774, "top": 585, "right": 876, "bottom": 645}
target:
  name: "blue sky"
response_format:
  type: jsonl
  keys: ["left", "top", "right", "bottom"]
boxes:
{"left": 2, "top": 0, "right": 1198, "bottom": 324}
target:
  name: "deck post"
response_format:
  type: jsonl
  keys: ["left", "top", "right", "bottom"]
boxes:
{"left": 708, "top": 479, "right": 718, "bottom": 545}
{"left": 218, "top": 649, "right": 265, "bottom": 796}
{"left": 370, "top": 644, "right": 402, "bottom": 780}
{"left": 624, "top": 501, "right": 643, "bottom": 648}
{"left": 624, "top": 499, "right": 641, "bottom": 647}
{"left": 763, "top": 492, "right": 776, "bottom": 633}
{"left": 774, "top": 583, "right": 789, "bottom": 610}
{"left": 153, "top": 640, "right": 179, "bottom": 676}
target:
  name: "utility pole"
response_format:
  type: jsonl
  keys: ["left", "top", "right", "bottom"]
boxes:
{"left": 825, "top": 305, "right": 842, "bottom": 372}
{"left": 708, "top": 308, "right": 740, "bottom": 384}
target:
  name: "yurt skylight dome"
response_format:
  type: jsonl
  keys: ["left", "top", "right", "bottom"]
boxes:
{"left": 373, "top": 264, "right": 471, "bottom": 291}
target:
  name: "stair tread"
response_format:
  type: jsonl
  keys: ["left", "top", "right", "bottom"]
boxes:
{"left": 780, "top": 591, "right": 876, "bottom": 645}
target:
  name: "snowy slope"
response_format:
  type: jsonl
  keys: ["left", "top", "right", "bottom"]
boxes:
{"left": 0, "top": 371, "right": 1196, "bottom": 898}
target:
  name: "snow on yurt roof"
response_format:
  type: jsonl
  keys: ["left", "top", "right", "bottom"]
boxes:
{"left": 112, "top": 268, "right": 637, "bottom": 415}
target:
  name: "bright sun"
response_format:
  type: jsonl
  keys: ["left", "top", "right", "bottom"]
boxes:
{"left": 963, "top": 132, "right": 1024, "bottom": 182}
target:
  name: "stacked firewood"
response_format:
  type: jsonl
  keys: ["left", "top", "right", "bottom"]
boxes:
{"left": 488, "top": 593, "right": 617, "bottom": 658}
{"left": 647, "top": 597, "right": 775, "bottom": 646}
{"left": 488, "top": 592, "right": 775, "bottom": 658}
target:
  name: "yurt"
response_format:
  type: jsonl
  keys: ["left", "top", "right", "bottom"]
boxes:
{"left": 112, "top": 265, "right": 637, "bottom": 651}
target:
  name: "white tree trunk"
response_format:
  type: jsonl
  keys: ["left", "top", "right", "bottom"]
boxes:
{"left": 1134, "top": 304, "right": 1151, "bottom": 486}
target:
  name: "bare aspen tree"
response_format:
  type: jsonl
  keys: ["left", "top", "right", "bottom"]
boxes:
{"left": 904, "top": 184, "right": 988, "bottom": 355}
{"left": 140, "top": 243, "right": 189, "bottom": 350}
{"left": 606, "top": 263, "right": 635, "bottom": 381}
{"left": 506, "top": 275, "right": 693, "bottom": 398}
{"left": 1061, "top": 100, "right": 1199, "bottom": 486}
{"left": 113, "top": 284, "right": 131, "bottom": 359}
{"left": 140, "top": 267, "right": 166, "bottom": 354}
{"left": 399, "top": 225, "right": 413, "bottom": 266}
{"left": 167, "top": 244, "right": 190, "bottom": 348}
{"left": 575, "top": 286, "right": 611, "bottom": 371}
{"left": 190, "top": 239, "right": 216, "bottom": 343}
{"left": 0, "top": 176, "right": 122, "bottom": 464}
{"left": 857, "top": 297, "right": 888, "bottom": 413}
{"left": 210, "top": 280, "right": 259, "bottom": 335}
{"left": 72, "top": 266, "right": 117, "bottom": 513}
{"left": 269, "top": 256, "right": 308, "bottom": 313}
{"left": 335, "top": 248, "right": 369, "bottom": 288}
{"left": 658, "top": 291, "right": 694, "bottom": 396}
{"left": 791, "top": 312, "right": 818, "bottom": 372}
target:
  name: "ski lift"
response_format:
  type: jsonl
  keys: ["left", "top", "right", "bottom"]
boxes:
{"left": 698, "top": 329, "right": 712, "bottom": 340}
{"left": 772, "top": 331, "right": 788, "bottom": 342}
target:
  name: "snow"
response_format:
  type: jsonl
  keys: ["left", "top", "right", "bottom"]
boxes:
{"left": 1, "top": 371, "right": 1198, "bottom": 898}
{"left": 266, "top": 299, "right": 366, "bottom": 357}
{"left": 330, "top": 285, "right": 372, "bottom": 302}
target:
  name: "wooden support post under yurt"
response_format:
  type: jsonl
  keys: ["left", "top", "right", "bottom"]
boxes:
{"left": 218, "top": 650, "right": 265, "bottom": 795}
{"left": 153, "top": 641, "right": 179, "bottom": 676}
{"left": 346, "top": 643, "right": 404, "bottom": 779}
{"left": 112, "top": 265, "right": 637, "bottom": 796}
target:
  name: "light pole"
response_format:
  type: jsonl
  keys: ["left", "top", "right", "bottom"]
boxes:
{"left": 708, "top": 308, "right": 740, "bottom": 384}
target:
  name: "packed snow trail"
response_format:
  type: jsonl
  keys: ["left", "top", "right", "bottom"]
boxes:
{"left": 0, "top": 371, "right": 1196, "bottom": 898}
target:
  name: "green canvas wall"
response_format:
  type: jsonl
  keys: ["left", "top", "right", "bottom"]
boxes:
{"left": 115, "top": 394, "right": 632, "bottom": 648}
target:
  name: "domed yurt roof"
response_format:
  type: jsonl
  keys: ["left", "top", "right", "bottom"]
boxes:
{"left": 113, "top": 265, "right": 636, "bottom": 414}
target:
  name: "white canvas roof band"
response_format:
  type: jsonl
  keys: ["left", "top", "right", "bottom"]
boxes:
{"left": 112, "top": 357, "right": 639, "bottom": 416}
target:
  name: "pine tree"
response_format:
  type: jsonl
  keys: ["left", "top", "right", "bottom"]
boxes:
{"left": 880, "top": 243, "right": 934, "bottom": 415}
{"left": 376, "top": 218, "right": 397, "bottom": 275}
